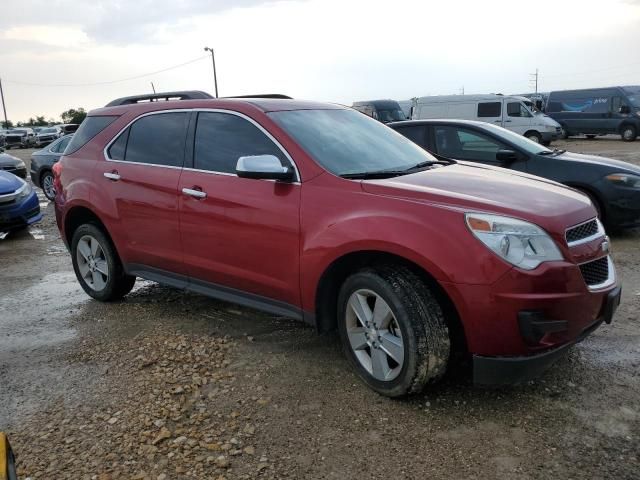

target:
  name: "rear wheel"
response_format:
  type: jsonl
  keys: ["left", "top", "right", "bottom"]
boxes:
{"left": 71, "top": 223, "right": 136, "bottom": 301}
{"left": 337, "top": 266, "right": 450, "bottom": 397}
{"left": 40, "top": 170, "right": 55, "bottom": 201}
{"left": 621, "top": 125, "right": 637, "bottom": 142}
{"left": 525, "top": 131, "right": 542, "bottom": 143}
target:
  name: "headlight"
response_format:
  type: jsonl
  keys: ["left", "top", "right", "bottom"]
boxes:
{"left": 606, "top": 173, "right": 640, "bottom": 189}
{"left": 465, "top": 213, "right": 564, "bottom": 270}
{"left": 15, "top": 181, "right": 33, "bottom": 200}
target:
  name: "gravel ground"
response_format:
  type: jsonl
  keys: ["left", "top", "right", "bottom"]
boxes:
{"left": 1, "top": 140, "right": 639, "bottom": 479}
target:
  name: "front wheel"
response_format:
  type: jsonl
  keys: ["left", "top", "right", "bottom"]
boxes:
{"left": 525, "top": 131, "right": 542, "bottom": 143}
{"left": 71, "top": 223, "right": 136, "bottom": 301}
{"left": 621, "top": 125, "right": 637, "bottom": 142}
{"left": 337, "top": 266, "right": 450, "bottom": 397}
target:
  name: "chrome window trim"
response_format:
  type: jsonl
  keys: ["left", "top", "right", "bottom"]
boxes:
{"left": 565, "top": 217, "right": 605, "bottom": 247}
{"left": 578, "top": 255, "right": 616, "bottom": 291}
{"left": 102, "top": 107, "right": 301, "bottom": 183}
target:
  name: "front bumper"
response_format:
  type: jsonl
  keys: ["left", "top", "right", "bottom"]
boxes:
{"left": 0, "top": 191, "right": 42, "bottom": 231}
{"left": 541, "top": 130, "right": 560, "bottom": 142}
{"left": 1, "top": 166, "right": 27, "bottom": 179}
{"left": 473, "top": 286, "right": 621, "bottom": 385}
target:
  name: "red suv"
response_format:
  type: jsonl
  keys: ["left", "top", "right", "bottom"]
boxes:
{"left": 54, "top": 91, "right": 621, "bottom": 397}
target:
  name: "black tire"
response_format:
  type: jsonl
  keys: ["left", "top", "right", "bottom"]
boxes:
{"left": 621, "top": 124, "right": 637, "bottom": 142}
{"left": 561, "top": 127, "right": 570, "bottom": 139}
{"left": 577, "top": 188, "right": 604, "bottom": 223}
{"left": 337, "top": 265, "right": 450, "bottom": 397}
{"left": 71, "top": 223, "right": 136, "bottom": 301}
{"left": 585, "top": 134, "right": 596, "bottom": 139}
{"left": 40, "top": 170, "right": 55, "bottom": 201}
{"left": 525, "top": 131, "right": 542, "bottom": 143}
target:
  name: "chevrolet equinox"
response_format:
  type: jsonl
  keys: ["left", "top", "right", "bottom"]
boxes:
{"left": 54, "top": 91, "right": 621, "bottom": 397}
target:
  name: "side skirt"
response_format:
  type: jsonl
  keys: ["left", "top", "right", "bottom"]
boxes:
{"left": 125, "top": 263, "right": 315, "bottom": 325}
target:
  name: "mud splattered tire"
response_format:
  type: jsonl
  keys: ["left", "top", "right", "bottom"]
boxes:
{"left": 337, "top": 265, "right": 450, "bottom": 397}
{"left": 621, "top": 125, "right": 637, "bottom": 142}
{"left": 71, "top": 223, "right": 136, "bottom": 301}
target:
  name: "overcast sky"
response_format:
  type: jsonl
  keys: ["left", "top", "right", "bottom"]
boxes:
{"left": 1, "top": 0, "right": 640, "bottom": 123}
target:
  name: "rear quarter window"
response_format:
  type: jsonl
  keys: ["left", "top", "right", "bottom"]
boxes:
{"left": 65, "top": 116, "right": 118, "bottom": 155}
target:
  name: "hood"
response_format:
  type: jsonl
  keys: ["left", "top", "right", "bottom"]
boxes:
{"left": 361, "top": 163, "right": 595, "bottom": 233}
{"left": 6, "top": 132, "right": 26, "bottom": 137}
{"left": 555, "top": 151, "right": 640, "bottom": 174}
{"left": 0, "top": 153, "right": 24, "bottom": 167}
{"left": 0, "top": 171, "right": 24, "bottom": 195}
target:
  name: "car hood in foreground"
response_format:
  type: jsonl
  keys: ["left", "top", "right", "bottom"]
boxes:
{"left": 361, "top": 163, "right": 595, "bottom": 233}
{"left": 0, "top": 153, "right": 24, "bottom": 167}
{"left": 0, "top": 171, "right": 23, "bottom": 195}
{"left": 553, "top": 151, "right": 640, "bottom": 175}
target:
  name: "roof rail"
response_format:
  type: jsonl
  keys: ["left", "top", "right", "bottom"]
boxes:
{"left": 224, "top": 94, "right": 293, "bottom": 99}
{"left": 105, "top": 90, "right": 214, "bottom": 107}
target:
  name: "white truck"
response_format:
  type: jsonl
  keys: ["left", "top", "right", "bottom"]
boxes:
{"left": 408, "top": 94, "right": 561, "bottom": 145}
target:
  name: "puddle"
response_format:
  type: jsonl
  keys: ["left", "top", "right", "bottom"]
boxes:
{"left": 0, "top": 271, "right": 86, "bottom": 352}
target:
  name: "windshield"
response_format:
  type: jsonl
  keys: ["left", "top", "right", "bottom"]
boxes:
{"left": 377, "top": 109, "right": 406, "bottom": 123}
{"left": 481, "top": 123, "right": 552, "bottom": 155}
{"left": 624, "top": 88, "right": 640, "bottom": 108}
{"left": 269, "top": 109, "right": 438, "bottom": 176}
{"left": 10, "top": 129, "right": 27, "bottom": 134}
{"left": 40, "top": 128, "right": 56, "bottom": 133}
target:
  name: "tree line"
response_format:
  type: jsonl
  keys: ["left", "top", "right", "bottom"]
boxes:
{"left": 1, "top": 108, "right": 87, "bottom": 129}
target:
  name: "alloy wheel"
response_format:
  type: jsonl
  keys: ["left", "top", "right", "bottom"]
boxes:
{"left": 344, "top": 289, "right": 404, "bottom": 381}
{"left": 42, "top": 173, "right": 55, "bottom": 200}
{"left": 76, "top": 235, "right": 109, "bottom": 291}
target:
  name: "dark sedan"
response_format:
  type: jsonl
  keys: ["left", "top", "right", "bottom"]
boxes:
{"left": 30, "top": 134, "right": 72, "bottom": 201}
{"left": 0, "top": 148, "right": 27, "bottom": 179}
{"left": 389, "top": 119, "right": 640, "bottom": 230}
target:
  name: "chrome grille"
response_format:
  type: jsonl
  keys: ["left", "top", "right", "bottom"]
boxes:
{"left": 566, "top": 219, "right": 599, "bottom": 245}
{"left": 579, "top": 257, "right": 609, "bottom": 287}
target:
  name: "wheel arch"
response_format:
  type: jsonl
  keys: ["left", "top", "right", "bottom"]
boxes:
{"left": 314, "top": 250, "right": 468, "bottom": 356}
{"left": 64, "top": 205, "right": 116, "bottom": 252}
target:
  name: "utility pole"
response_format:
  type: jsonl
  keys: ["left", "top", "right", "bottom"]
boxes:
{"left": 203, "top": 47, "right": 219, "bottom": 98}
{"left": 0, "top": 78, "right": 8, "bottom": 129}
{"left": 529, "top": 68, "right": 539, "bottom": 94}
{"left": 150, "top": 82, "right": 156, "bottom": 94}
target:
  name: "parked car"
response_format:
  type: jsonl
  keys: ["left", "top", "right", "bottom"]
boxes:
{"left": 389, "top": 119, "right": 640, "bottom": 230}
{"left": 410, "top": 94, "right": 562, "bottom": 145}
{"left": 0, "top": 147, "right": 27, "bottom": 179}
{"left": 545, "top": 86, "right": 640, "bottom": 141}
{"left": 54, "top": 91, "right": 620, "bottom": 396}
{"left": 56, "top": 123, "right": 79, "bottom": 135}
{"left": 0, "top": 130, "right": 7, "bottom": 148}
{"left": 352, "top": 100, "right": 408, "bottom": 123}
{"left": 0, "top": 170, "right": 42, "bottom": 232}
{"left": 31, "top": 134, "right": 73, "bottom": 201}
{"left": 4, "top": 128, "right": 36, "bottom": 149}
{"left": 35, "top": 126, "right": 62, "bottom": 147}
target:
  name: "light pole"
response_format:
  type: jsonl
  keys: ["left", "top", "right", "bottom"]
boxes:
{"left": 203, "top": 47, "right": 218, "bottom": 98}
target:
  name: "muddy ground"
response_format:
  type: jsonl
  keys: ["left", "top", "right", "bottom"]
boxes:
{"left": 1, "top": 138, "right": 639, "bottom": 479}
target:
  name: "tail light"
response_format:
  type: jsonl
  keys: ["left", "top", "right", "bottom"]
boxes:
{"left": 52, "top": 161, "right": 63, "bottom": 196}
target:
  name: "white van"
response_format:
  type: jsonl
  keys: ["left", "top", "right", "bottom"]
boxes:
{"left": 411, "top": 94, "right": 561, "bottom": 144}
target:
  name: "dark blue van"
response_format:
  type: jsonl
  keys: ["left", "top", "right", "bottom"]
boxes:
{"left": 545, "top": 86, "right": 640, "bottom": 141}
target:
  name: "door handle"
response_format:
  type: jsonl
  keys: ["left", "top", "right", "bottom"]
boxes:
{"left": 103, "top": 171, "right": 121, "bottom": 181}
{"left": 503, "top": 120, "right": 512, "bottom": 123}
{"left": 182, "top": 187, "right": 207, "bottom": 199}
{"left": 494, "top": 120, "right": 502, "bottom": 123}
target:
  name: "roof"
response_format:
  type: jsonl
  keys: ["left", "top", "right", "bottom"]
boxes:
{"left": 388, "top": 119, "right": 490, "bottom": 128}
{"left": 352, "top": 99, "right": 402, "bottom": 108}
{"left": 91, "top": 98, "right": 346, "bottom": 117}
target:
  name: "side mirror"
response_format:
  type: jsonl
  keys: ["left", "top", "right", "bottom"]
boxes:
{"left": 496, "top": 149, "right": 518, "bottom": 163}
{"left": 619, "top": 105, "right": 630, "bottom": 115}
{"left": 236, "top": 155, "right": 294, "bottom": 181}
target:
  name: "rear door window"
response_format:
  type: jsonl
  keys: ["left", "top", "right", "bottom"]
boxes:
{"left": 394, "top": 125, "right": 427, "bottom": 147}
{"left": 193, "top": 112, "right": 287, "bottom": 174}
{"left": 111, "top": 112, "right": 189, "bottom": 167}
{"left": 434, "top": 126, "right": 507, "bottom": 163}
{"left": 477, "top": 102, "right": 501, "bottom": 117}
{"left": 65, "top": 116, "right": 118, "bottom": 154}
{"left": 52, "top": 136, "right": 72, "bottom": 153}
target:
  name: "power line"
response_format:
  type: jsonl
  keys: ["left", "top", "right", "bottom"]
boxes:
{"left": 3, "top": 55, "right": 208, "bottom": 87}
